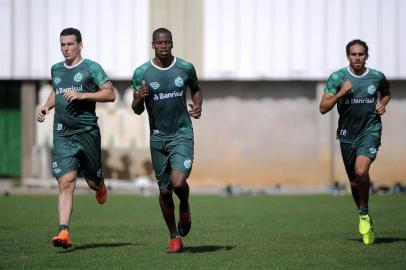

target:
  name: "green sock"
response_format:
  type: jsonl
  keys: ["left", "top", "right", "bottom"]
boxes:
{"left": 170, "top": 231, "right": 179, "bottom": 239}
{"left": 359, "top": 208, "right": 369, "bottom": 215}
{"left": 59, "top": 224, "right": 69, "bottom": 231}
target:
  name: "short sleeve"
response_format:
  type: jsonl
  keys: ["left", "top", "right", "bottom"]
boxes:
{"left": 188, "top": 64, "right": 199, "bottom": 89}
{"left": 89, "top": 62, "right": 109, "bottom": 87}
{"left": 132, "top": 68, "right": 143, "bottom": 92}
{"left": 324, "top": 72, "right": 342, "bottom": 95}
{"left": 378, "top": 73, "right": 390, "bottom": 93}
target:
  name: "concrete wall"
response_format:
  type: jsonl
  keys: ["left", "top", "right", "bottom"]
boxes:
{"left": 26, "top": 79, "right": 406, "bottom": 189}
{"left": 190, "top": 81, "right": 406, "bottom": 189}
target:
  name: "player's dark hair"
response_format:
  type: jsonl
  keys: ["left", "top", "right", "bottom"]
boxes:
{"left": 152, "top": 28, "right": 172, "bottom": 42}
{"left": 60, "top": 28, "right": 82, "bottom": 43}
{"left": 346, "top": 39, "right": 368, "bottom": 57}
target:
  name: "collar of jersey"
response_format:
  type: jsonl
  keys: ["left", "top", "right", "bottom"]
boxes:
{"left": 151, "top": 57, "right": 176, "bottom": 70}
{"left": 64, "top": 58, "right": 84, "bottom": 69}
{"left": 347, "top": 66, "right": 369, "bottom": 78}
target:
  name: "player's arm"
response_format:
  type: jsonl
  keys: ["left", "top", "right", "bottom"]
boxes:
{"left": 63, "top": 81, "right": 116, "bottom": 102}
{"left": 319, "top": 80, "right": 352, "bottom": 114}
{"left": 188, "top": 85, "right": 203, "bottom": 119}
{"left": 37, "top": 90, "right": 56, "bottom": 122}
{"left": 132, "top": 80, "right": 148, "bottom": 115}
{"left": 376, "top": 83, "right": 391, "bottom": 115}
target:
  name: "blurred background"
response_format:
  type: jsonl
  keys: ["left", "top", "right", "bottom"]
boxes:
{"left": 0, "top": 0, "right": 405, "bottom": 194}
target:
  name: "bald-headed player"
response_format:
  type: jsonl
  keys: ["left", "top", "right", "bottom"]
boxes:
{"left": 132, "top": 28, "right": 203, "bottom": 253}
{"left": 37, "top": 28, "right": 116, "bottom": 249}
{"left": 320, "top": 39, "right": 391, "bottom": 245}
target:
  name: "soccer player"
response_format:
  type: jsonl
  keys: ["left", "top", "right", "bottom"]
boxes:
{"left": 131, "top": 28, "right": 203, "bottom": 253}
{"left": 319, "top": 39, "right": 391, "bottom": 245}
{"left": 36, "top": 28, "right": 116, "bottom": 249}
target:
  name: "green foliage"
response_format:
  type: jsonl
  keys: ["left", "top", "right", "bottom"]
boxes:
{"left": 0, "top": 194, "right": 405, "bottom": 269}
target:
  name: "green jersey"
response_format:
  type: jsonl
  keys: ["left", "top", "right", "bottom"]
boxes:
{"left": 324, "top": 67, "right": 390, "bottom": 143}
{"left": 51, "top": 59, "right": 109, "bottom": 136}
{"left": 132, "top": 57, "right": 199, "bottom": 137}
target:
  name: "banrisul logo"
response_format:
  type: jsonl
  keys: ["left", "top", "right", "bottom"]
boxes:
{"left": 74, "top": 72, "right": 83, "bottom": 82}
{"left": 175, "top": 76, "right": 184, "bottom": 87}
{"left": 184, "top": 159, "right": 192, "bottom": 169}
{"left": 150, "top": 82, "right": 160, "bottom": 90}
{"left": 54, "top": 77, "right": 61, "bottom": 85}
{"left": 367, "top": 85, "right": 376, "bottom": 94}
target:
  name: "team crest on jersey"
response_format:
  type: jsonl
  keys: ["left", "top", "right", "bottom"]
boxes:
{"left": 369, "top": 147, "right": 377, "bottom": 154}
{"left": 367, "top": 85, "right": 376, "bottom": 94}
{"left": 96, "top": 169, "right": 102, "bottom": 178}
{"left": 175, "top": 76, "right": 184, "bottom": 87}
{"left": 74, "top": 72, "right": 83, "bottom": 82}
{"left": 53, "top": 77, "right": 61, "bottom": 85}
{"left": 184, "top": 159, "right": 192, "bottom": 169}
{"left": 150, "top": 82, "right": 160, "bottom": 90}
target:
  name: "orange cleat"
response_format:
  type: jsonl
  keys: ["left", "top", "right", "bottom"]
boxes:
{"left": 178, "top": 208, "right": 191, "bottom": 237}
{"left": 167, "top": 236, "right": 183, "bottom": 253}
{"left": 96, "top": 183, "right": 107, "bottom": 204}
{"left": 51, "top": 230, "right": 72, "bottom": 249}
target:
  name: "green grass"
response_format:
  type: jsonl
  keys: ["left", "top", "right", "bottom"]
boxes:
{"left": 1, "top": 194, "right": 405, "bottom": 269}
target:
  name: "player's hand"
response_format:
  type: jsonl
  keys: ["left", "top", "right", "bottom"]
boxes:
{"left": 188, "top": 104, "right": 202, "bottom": 119}
{"left": 137, "top": 80, "right": 149, "bottom": 99}
{"left": 375, "top": 101, "right": 386, "bottom": 115}
{"left": 63, "top": 91, "right": 85, "bottom": 102}
{"left": 36, "top": 106, "right": 49, "bottom": 122}
{"left": 338, "top": 80, "right": 352, "bottom": 97}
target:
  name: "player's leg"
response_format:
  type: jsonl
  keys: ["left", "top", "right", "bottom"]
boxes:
{"left": 51, "top": 136, "right": 79, "bottom": 248}
{"left": 355, "top": 134, "right": 380, "bottom": 245}
{"left": 349, "top": 182, "right": 361, "bottom": 209}
{"left": 76, "top": 129, "right": 107, "bottom": 204}
{"left": 57, "top": 171, "right": 78, "bottom": 227}
{"left": 150, "top": 139, "right": 183, "bottom": 252}
{"left": 159, "top": 182, "right": 183, "bottom": 253}
{"left": 171, "top": 170, "right": 191, "bottom": 237}
{"left": 159, "top": 185, "right": 177, "bottom": 236}
{"left": 354, "top": 155, "right": 373, "bottom": 210}
{"left": 340, "top": 142, "right": 360, "bottom": 208}
{"left": 51, "top": 171, "right": 77, "bottom": 248}
{"left": 172, "top": 170, "right": 189, "bottom": 209}
{"left": 169, "top": 138, "right": 193, "bottom": 238}
{"left": 354, "top": 155, "right": 375, "bottom": 242}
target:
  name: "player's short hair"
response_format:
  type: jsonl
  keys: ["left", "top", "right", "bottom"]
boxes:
{"left": 346, "top": 39, "right": 368, "bottom": 57}
{"left": 152, "top": 28, "right": 172, "bottom": 42}
{"left": 60, "top": 28, "right": 82, "bottom": 43}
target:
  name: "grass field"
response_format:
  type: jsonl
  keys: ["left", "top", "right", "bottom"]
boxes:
{"left": 0, "top": 194, "right": 405, "bottom": 269}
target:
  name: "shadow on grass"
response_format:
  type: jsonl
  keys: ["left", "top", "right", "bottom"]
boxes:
{"left": 349, "top": 237, "right": 406, "bottom": 244}
{"left": 61, "top": 242, "right": 140, "bottom": 253}
{"left": 182, "top": 245, "right": 236, "bottom": 253}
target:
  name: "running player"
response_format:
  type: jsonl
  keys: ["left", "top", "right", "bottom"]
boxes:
{"left": 319, "top": 39, "right": 391, "bottom": 245}
{"left": 131, "top": 28, "right": 203, "bottom": 253}
{"left": 37, "top": 28, "right": 116, "bottom": 249}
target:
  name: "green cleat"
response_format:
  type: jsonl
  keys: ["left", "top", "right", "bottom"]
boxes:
{"left": 359, "top": 214, "right": 375, "bottom": 245}
{"left": 363, "top": 229, "right": 375, "bottom": 245}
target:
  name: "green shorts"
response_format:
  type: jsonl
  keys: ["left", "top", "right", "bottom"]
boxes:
{"left": 340, "top": 132, "right": 381, "bottom": 181}
{"left": 52, "top": 128, "right": 103, "bottom": 185}
{"left": 150, "top": 135, "right": 194, "bottom": 190}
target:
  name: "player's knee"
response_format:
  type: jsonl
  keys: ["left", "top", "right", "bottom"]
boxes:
{"left": 172, "top": 180, "right": 186, "bottom": 190}
{"left": 160, "top": 188, "right": 173, "bottom": 200}
{"left": 171, "top": 174, "right": 187, "bottom": 189}
{"left": 59, "top": 178, "right": 75, "bottom": 191}
{"left": 354, "top": 167, "right": 369, "bottom": 182}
